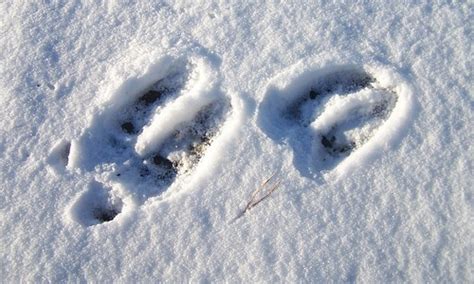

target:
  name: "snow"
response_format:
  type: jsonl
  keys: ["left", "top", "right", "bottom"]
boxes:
{"left": 1, "top": 1, "right": 472, "bottom": 282}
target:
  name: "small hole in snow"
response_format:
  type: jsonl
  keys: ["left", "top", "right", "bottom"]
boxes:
{"left": 121, "top": 121, "right": 135, "bottom": 134}
{"left": 138, "top": 90, "right": 163, "bottom": 107}
{"left": 93, "top": 207, "right": 120, "bottom": 223}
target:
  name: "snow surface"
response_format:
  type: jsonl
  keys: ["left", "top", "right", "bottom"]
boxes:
{"left": 1, "top": 0, "right": 472, "bottom": 282}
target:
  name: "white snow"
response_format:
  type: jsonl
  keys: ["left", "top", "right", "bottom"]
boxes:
{"left": 1, "top": 1, "right": 472, "bottom": 282}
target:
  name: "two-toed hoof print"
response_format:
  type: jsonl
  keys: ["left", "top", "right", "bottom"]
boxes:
{"left": 66, "top": 56, "right": 233, "bottom": 226}
{"left": 258, "top": 64, "right": 414, "bottom": 179}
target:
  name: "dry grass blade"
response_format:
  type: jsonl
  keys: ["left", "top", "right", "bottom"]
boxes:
{"left": 247, "top": 180, "right": 281, "bottom": 210}
{"left": 242, "top": 172, "right": 276, "bottom": 212}
{"left": 234, "top": 172, "right": 281, "bottom": 220}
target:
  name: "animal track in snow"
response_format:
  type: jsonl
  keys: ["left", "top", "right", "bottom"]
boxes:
{"left": 46, "top": 139, "right": 71, "bottom": 175}
{"left": 68, "top": 181, "right": 123, "bottom": 227}
{"left": 65, "top": 56, "right": 231, "bottom": 226}
{"left": 286, "top": 70, "right": 396, "bottom": 164}
{"left": 258, "top": 64, "right": 414, "bottom": 179}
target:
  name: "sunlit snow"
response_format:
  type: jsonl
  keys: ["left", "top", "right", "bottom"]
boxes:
{"left": 1, "top": 1, "right": 471, "bottom": 282}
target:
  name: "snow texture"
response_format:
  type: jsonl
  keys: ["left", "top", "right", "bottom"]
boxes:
{"left": 0, "top": 0, "right": 472, "bottom": 282}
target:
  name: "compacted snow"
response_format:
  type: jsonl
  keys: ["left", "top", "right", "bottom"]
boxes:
{"left": 1, "top": 1, "right": 472, "bottom": 282}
